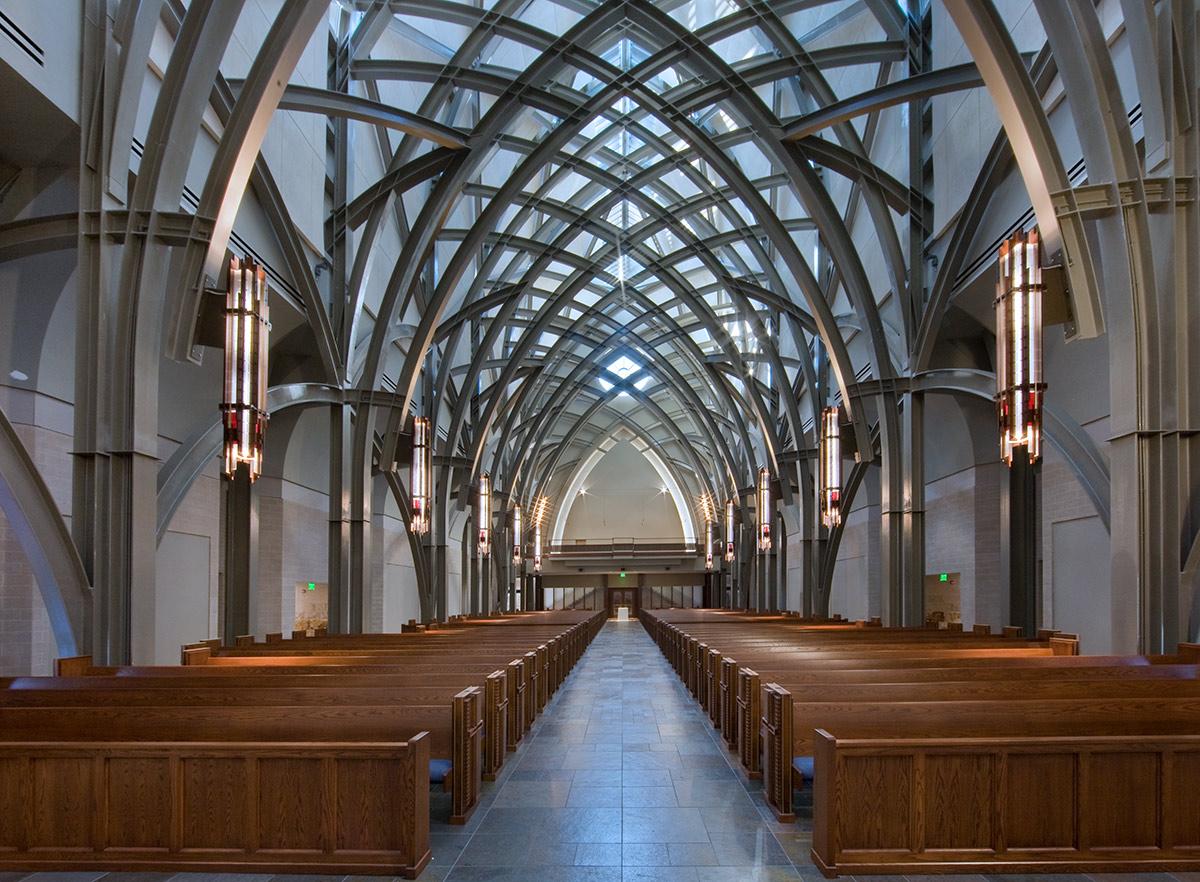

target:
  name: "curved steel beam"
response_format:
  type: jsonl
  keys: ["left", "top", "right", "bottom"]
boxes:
{"left": 783, "top": 62, "right": 988, "bottom": 140}
{"left": 942, "top": 0, "right": 1103, "bottom": 338}
{"left": 440, "top": 184, "right": 793, "bottom": 495}
{"left": 0, "top": 213, "right": 77, "bottom": 262}
{"left": 181, "top": 0, "right": 330, "bottom": 348}
{"left": 913, "top": 368, "right": 1110, "bottom": 529}
{"left": 0, "top": 404, "right": 91, "bottom": 656}
{"left": 229, "top": 82, "right": 469, "bottom": 149}
{"left": 156, "top": 383, "right": 343, "bottom": 542}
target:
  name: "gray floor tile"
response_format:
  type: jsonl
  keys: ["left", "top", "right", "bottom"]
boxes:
{"left": 621, "top": 806, "right": 710, "bottom": 843}
{"left": 491, "top": 778, "right": 572, "bottom": 807}
{"left": 622, "top": 867, "right": 699, "bottom": 882}
{"left": 700, "top": 868, "right": 804, "bottom": 882}
{"left": 574, "top": 843, "right": 621, "bottom": 866}
{"left": 667, "top": 842, "right": 720, "bottom": 866}
{"left": 455, "top": 832, "right": 536, "bottom": 867}
{"left": 708, "top": 829, "right": 793, "bottom": 866}
{"left": 567, "top": 784, "right": 623, "bottom": 807}
{"left": 621, "top": 843, "right": 671, "bottom": 866}
{"left": 621, "top": 784, "right": 680, "bottom": 807}
{"left": 526, "top": 840, "right": 580, "bottom": 866}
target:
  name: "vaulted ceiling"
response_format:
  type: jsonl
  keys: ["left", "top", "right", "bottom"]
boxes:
{"left": 333, "top": 0, "right": 925, "bottom": 518}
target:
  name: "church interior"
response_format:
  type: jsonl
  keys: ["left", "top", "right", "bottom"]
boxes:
{"left": 0, "top": 0, "right": 1198, "bottom": 879}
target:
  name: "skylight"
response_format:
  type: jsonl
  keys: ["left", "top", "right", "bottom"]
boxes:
{"left": 597, "top": 355, "right": 652, "bottom": 395}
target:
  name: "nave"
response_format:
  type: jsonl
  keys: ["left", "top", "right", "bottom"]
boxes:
{"left": 13, "top": 619, "right": 1197, "bottom": 882}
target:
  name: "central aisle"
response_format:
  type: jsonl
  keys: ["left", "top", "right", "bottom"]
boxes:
{"left": 423, "top": 618, "right": 812, "bottom": 881}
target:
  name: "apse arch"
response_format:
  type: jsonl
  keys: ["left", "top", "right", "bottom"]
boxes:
{"left": 551, "top": 428, "right": 697, "bottom": 546}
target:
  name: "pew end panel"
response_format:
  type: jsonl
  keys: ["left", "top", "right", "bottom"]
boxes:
{"left": 482, "top": 670, "right": 508, "bottom": 782}
{"left": 0, "top": 737, "right": 431, "bottom": 878}
{"left": 736, "top": 668, "right": 762, "bottom": 779}
{"left": 762, "top": 684, "right": 795, "bottom": 822}
{"left": 506, "top": 659, "right": 525, "bottom": 751}
{"left": 810, "top": 730, "right": 1200, "bottom": 877}
{"left": 181, "top": 646, "right": 212, "bottom": 666}
{"left": 720, "top": 658, "right": 739, "bottom": 749}
{"left": 449, "top": 686, "right": 484, "bottom": 825}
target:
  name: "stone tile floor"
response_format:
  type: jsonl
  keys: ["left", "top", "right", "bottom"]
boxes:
{"left": 8, "top": 621, "right": 1200, "bottom": 882}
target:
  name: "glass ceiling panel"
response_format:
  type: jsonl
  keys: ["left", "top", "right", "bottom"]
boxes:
{"left": 333, "top": 0, "right": 921, "bottom": 491}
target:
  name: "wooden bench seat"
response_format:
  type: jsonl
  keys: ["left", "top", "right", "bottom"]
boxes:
{"left": 640, "top": 607, "right": 1200, "bottom": 880}
{"left": 811, "top": 728, "right": 1200, "bottom": 876}
{"left": 757, "top": 678, "right": 1200, "bottom": 820}
{"left": 5, "top": 610, "right": 606, "bottom": 877}
{"left": 0, "top": 736, "right": 432, "bottom": 877}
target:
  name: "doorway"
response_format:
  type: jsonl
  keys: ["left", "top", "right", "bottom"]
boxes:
{"left": 607, "top": 587, "right": 638, "bottom": 619}
{"left": 295, "top": 581, "right": 329, "bottom": 632}
{"left": 924, "top": 572, "right": 961, "bottom": 627}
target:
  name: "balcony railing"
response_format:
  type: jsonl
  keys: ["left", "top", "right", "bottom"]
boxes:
{"left": 547, "top": 537, "right": 697, "bottom": 558}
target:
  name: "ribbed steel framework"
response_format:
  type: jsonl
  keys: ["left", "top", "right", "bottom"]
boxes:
{"left": 0, "top": 0, "right": 1195, "bottom": 661}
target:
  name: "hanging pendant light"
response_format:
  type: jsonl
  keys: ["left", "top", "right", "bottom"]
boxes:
{"left": 512, "top": 504, "right": 522, "bottom": 565}
{"left": 477, "top": 472, "right": 491, "bottom": 557}
{"left": 996, "top": 229, "right": 1045, "bottom": 465}
{"left": 819, "top": 406, "right": 842, "bottom": 529}
{"left": 222, "top": 257, "right": 269, "bottom": 481}
{"left": 757, "top": 467, "right": 771, "bottom": 553}
{"left": 532, "top": 495, "right": 550, "bottom": 572}
{"left": 724, "top": 499, "right": 735, "bottom": 563}
{"left": 700, "top": 494, "right": 716, "bottom": 570}
{"left": 411, "top": 416, "right": 430, "bottom": 535}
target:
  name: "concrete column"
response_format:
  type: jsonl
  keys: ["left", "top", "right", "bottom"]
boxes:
{"left": 222, "top": 463, "right": 258, "bottom": 644}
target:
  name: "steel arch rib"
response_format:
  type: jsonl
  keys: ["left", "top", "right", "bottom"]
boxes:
{"left": 913, "top": 369, "right": 1110, "bottom": 530}
{"left": 155, "top": 384, "right": 343, "bottom": 543}
{"left": 942, "top": 0, "right": 1104, "bottom": 338}
{"left": 0, "top": 404, "right": 91, "bottom": 657}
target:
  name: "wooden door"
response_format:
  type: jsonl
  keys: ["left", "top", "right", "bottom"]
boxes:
{"left": 607, "top": 587, "right": 638, "bottom": 618}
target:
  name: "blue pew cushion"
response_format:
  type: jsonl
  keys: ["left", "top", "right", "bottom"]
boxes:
{"left": 430, "top": 759, "right": 453, "bottom": 784}
{"left": 792, "top": 756, "right": 815, "bottom": 782}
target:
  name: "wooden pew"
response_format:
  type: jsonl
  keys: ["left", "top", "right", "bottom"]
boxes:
{"left": 30, "top": 607, "right": 606, "bottom": 872}
{"left": 640, "top": 607, "right": 1200, "bottom": 865}
{"left": 758, "top": 676, "right": 1200, "bottom": 821}
{"left": 0, "top": 736, "right": 431, "bottom": 877}
{"left": 811, "top": 728, "right": 1200, "bottom": 876}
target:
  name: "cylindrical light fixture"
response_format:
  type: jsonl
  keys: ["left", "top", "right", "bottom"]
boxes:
{"left": 477, "top": 472, "right": 491, "bottom": 557}
{"left": 724, "top": 499, "right": 735, "bottom": 563}
{"left": 222, "top": 257, "right": 270, "bottom": 481}
{"left": 410, "top": 416, "right": 430, "bottom": 535}
{"left": 512, "top": 504, "right": 522, "bottom": 565}
{"left": 757, "top": 467, "right": 771, "bottom": 553}
{"left": 819, "top": 405, "right": 842, "bottom": 529}
{"left": 532, "top": 495, "right": 549, "bottom": 572}
{"left": 700, "top": 494, "right": 716, "bottom": 570}
{"left": 996, "top": 228, "right": 1045, "bottom": 465}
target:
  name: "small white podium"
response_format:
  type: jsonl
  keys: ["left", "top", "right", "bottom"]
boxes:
{"left": 616, "top": 606, "right": 630, "bottom": 621}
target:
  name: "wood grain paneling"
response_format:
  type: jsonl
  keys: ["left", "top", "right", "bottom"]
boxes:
{"left": 923, "top": 753, "right": 994, "bottom": 850}
{"left": 1004, "top": 753, "right": 1077, "bottom": 849}
{"left": 30, "top": 757, "right": 93, "bottom": 849}
{"left": 258, "top": 758, "right": 326, "bottom": 851}
{"left": 1084, "top": 751, "right": 1158, "bottom": 848}
{"left": 839, "top": 754, "right": 911, "bottom": 850}
{"left": 181, "top": 757, "right": 248, "bottom": 850}
{"left": 0, "top": 758, "right": 27, "bottom": 851}
{"left": 1168, "top": 750, "right": 1200, "bottom": 847}
{"left": 105, "top": 757, "right": 171, "bottom": 849}
{"left": 335, "top": 758, "right": 402, "bottom": 851}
